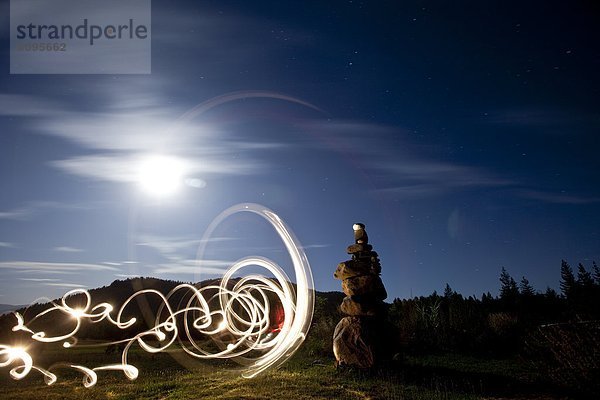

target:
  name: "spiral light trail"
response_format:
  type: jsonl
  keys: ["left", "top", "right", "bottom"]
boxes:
{"left": 0, "top": 203, "right": 314, "bottom": 387}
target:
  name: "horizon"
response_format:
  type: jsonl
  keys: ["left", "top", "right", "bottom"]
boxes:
{"left": 0, "top": 259, "right": 584, "bottom": 308}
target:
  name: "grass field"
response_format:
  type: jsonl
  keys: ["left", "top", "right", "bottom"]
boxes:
{"left": 0, "top": 342, "right": 572, "bottom": 400}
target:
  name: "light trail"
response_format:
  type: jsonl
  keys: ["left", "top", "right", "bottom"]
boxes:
{"left": 0, "top": 204, "right": 314, "bottom": 387}
{"left": 176, "top": 90, "right": 325, "bottom": 124}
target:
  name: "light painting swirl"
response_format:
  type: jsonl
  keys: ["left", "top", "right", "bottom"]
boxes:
{"left": 0, "top": 203, "right": 315, "bottom": 387}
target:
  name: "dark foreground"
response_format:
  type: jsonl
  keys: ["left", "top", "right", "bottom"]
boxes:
{"left": 0, "top": 343, "right": 582, "bottom": 400}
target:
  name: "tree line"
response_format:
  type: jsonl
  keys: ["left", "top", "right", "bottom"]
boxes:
{"left": 386, "top": 260, "right": 600, "bottom": 357}
{"left": 382, "top": 260, "right": 600, "bottom": 395}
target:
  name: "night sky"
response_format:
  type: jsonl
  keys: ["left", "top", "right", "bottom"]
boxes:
{"left": 1, "top": 1, "right": 599, "bottom": 305}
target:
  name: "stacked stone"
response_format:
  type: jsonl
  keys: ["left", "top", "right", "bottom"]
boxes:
{"left": 332, "top": 223, "right": 387, "bottom": 369}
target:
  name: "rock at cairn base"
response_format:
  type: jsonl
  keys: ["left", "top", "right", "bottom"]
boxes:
{"left": 333, "top": 317, "right": 374, "bottom": 369}
{"left": 332, "top": 223, "right": 388, "bottom": 369}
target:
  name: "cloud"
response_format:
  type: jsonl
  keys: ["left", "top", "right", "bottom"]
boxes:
{"left": 374, "top": 160, "right": 512, "bottom": 198}
{"left": 51, "top": 152, "right": 260, "bottom": 184}
{"left": 0, "top": 242, "right": 16, "bottom": 248}
{"left": 18, "top": 278, "right": 59, "bottom": 282}
{"left": 115, "top": 274, "right": 142, "bottom": 279}
{"left": 517, "top": 190, "right": 600, "bottom": 205}
{"left": 0, "top": 201, "right": 93, "bottom": 221}
{"left": 135, "top": 235, "right": 235, "bottom": 276}
{"left": 135, "top": 236, "right": 239, "bottom": 277}
{"left": 0, "top": 94, "right": 68, "bottom": 117}
{"left": 43, "top": 282, "right": 87, "bottom": 288}
{"left": 0, "top": 207, "right": 32, "bottom": 220}
{"left": 53, "top": 246, "right": 84, "bottom": 253}
{"left": 302, "top": 119, "right": 513, "bottom": 199}
{"left": 378, "top": 160, "right": 505, "bottom": 184}
{"left": 18, "top": 270, "right": 71, "bottom": 275}
{"left": 3, "top": 75, "right": 322, "bottom": 186}
{"left": 39, "top": 110, "right": 200, "bottom": 152}
{"left": 22, "top": 83, "right": 317, "bottom": 185}
{"left": 0, "top": 261, "right": 119, "bottom": 272}
{"left": 300, "top": 244, "right": 330, "bottom": 249}
{"left": 376, "top": 183, "right": 447, "bottom": 198}
{"left": 17, "top": 279, "right": 87, "bottom": 290}
{"left": 50, "top": 154, "right": 140, "bottom": 183}
{"left": 152, "top": 259, "right": 232, "bottom": 275}
{"left": 30, "top": 91, "right": 281, "bottom": 183}
{"left": 480, "top": 108, "right": 598, "bottom": 128}
{"left": 136, "top": 234, "right": 234, "bottom": 255}
{"left": 301, "top": 120, "right": 397, "bottom": 153}
{"left": 2, "top": 85, "right": 289, "bottom": 186}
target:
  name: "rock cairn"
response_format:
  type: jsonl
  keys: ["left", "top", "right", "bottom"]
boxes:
{"left": 333, "top": 223, "right": 388, "bottom": 369}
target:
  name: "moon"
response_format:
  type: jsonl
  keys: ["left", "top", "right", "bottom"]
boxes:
{"left": 137, "top": 155, "right": 184, "bottom": 196}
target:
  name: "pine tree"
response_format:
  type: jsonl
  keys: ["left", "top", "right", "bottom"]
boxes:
{"left": 577, "top": 263, "right": 594, "bottom": 288}
{"left": 443, "top": 283, "right": 454, "bottom": 298}
{"left": 499, "top": 267, "right": 510, "bottom": 294}
{"left": 520, "top": 276, "right": 535, "bottom": 296}
{"left": 577, "top": 263, "right": 595, "bottom": 306}
{"left": 545, "top": 287, "right": 558, "bottom": 299}
{"left": 560, "top": 260, "right": 576, "bottom": 299}
{"left": 592, "top": 261, "right": 600, "bottom": 285}
{"left": 481, "top": 292, "right": 494, "bottom": 303}
{"left": 500, "top": 267, "right": 519, "bottom": 300}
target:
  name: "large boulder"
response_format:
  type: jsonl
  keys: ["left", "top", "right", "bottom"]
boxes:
{"left": 333, "top": 260, "right": 371, "bottom": 280}
{"left": 342, "top": 275, "right": 387, "bottom": 300}
{"left": 333, "top": 316, "right": 374, "bottom": 368}
{"left": 346, "top": 243, "right": 373, "bottom": 254}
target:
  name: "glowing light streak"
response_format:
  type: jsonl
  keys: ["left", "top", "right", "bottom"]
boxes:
{"left": 0, "top": 204, "right": 314, "bottom": 387}
{"left": 176, "top": 90, "right": 324, "bottom": 125}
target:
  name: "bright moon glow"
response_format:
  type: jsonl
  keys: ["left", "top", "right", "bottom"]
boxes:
{"left": 137, "top": 155, "right": 184, "bottom": 196}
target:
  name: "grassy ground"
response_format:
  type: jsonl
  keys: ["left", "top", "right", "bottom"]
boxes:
{"left": 0, "top": 344, "right": 571, "bottom": 400}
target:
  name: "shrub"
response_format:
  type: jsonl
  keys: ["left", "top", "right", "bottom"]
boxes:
{"left": 524, "top": 321, "right": 600, "bottom": 396}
